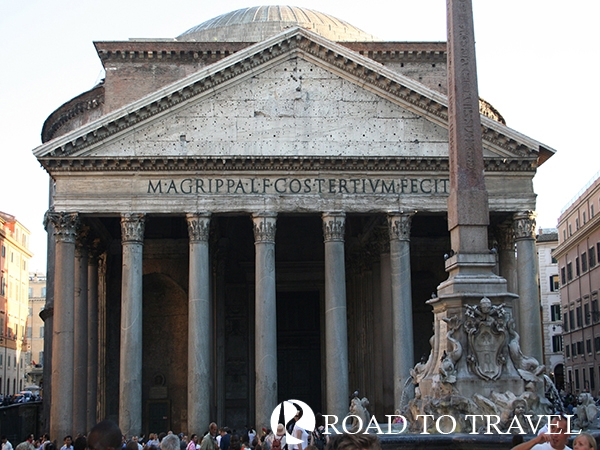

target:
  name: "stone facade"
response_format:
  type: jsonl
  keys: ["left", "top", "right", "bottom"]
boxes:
{"left": 33, "top": 6, "right": 555, "bottom": 438}
{"left": 553, "top": 172, "right": 600, "bottom": 397}
{"left": 536, "top": 229, "right": 564, "bottom": 390}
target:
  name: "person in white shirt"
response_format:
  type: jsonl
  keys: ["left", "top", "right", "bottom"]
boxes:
{"left": 2, "top": 436, "right": 14, "bottom": 450}
{"left": 511, "top": 415, "right": 572, "bottom": 450}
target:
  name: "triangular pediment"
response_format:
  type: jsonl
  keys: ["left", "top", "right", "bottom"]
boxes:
{"left": 33, "top": 27, "right": 555, "bottom": 166}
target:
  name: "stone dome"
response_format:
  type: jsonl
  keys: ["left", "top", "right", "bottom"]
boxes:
{"left": 177, "top": 5, "right": 379, "bottom": 42}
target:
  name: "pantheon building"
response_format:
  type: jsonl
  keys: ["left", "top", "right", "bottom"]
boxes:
{"left": 33, "top": 5, "right": 554, "bottom": 439}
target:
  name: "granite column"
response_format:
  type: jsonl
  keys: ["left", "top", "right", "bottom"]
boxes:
{"left": 73, "top": 228, "right": 89, "bottom": 435}
{"left": 186, "top": 213, "right": 212, "bottom": 433}
{"left": 514, "top": 211, "right": 543, "bottom": 363}
{"left": 87, "top": 242, "right": 100, "bottom": 431}
{"left": 47, "top": 211, "right": 78, "bottom": 440}
{"left": 119, "top": 213, "right": 145, "bottom": 437}
{"left": 388, "top": 212, "right": 414, "bottom": 404}
{"left": 322, "top": 212, "right": 349, "bottom": 418}
{"left": 252, "top": 212, "right": 278, "bottom": 431}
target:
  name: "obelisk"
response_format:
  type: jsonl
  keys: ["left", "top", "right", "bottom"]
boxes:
{"left": 445, "top": 0, "right": 489, "bottom": 253}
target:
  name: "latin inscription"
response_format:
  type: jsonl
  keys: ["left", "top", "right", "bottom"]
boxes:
{"left": 147, "top": 177, "right": 449, "bottom": 195}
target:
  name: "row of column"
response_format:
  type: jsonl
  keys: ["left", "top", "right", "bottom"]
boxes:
{"left": 44, "top": 208, "right": 540, "bottom": 438}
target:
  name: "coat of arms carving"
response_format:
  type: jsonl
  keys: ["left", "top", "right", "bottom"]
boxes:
{"left": 464, "top": 297, "right": 508, "bottom": 381}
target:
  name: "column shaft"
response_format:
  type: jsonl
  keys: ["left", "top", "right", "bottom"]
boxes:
{"left": 73, "top": 235, "right": 89, "bottom": 435}
{"left": 253, "top": 213, "right": 278, "bottom": 431}
{"left": 87, "top": 249, "right": 99, "bottom": 431}
{"left": 388, "top": 213, "right": 414, "bottom": 407}
{"left": 322, "top": 212, "right": 349, "bottom": 418}
{"left": 186, "top": 213, "right": 212, "bottom": 433}
{"left": 47, "top": 211, "right": 78, "bottom": 440}
{"left": 119, "top": 213, "right": 145, "bottom": 437}
{"left": 514, "top": 211, "right": 543, "bottom": 363}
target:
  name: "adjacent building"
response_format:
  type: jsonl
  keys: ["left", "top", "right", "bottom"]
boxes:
{"left": 537, "top": 228, "right": 564, "bottom": 390}
{"left": 0, "top": 211, "right": 33, "bottom": 397}
{"left": 553, "top": 171, "right": 600, "bottom": 396}
{"left": 27, "top": 272, "right": 46, "bottom": 387}
{"left": 33, "top": 6, "right": 556, "bottom": 438}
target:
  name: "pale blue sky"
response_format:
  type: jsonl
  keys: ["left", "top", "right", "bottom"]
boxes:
{"left": 1, "top": 0, "right": 598, "bottom": 271}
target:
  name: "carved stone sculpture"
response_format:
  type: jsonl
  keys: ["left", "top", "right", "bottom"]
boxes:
{"left": 346, "top": 395, "right": 371, "bottom": 433}
{"left": 575, "top": 393, "right": 598, "bottom": 430}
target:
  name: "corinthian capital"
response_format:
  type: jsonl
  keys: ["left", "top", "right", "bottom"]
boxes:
{"left": 120, "top": 213, "right": 146, "bottom": 243}
{"left": 45, "top": 211, "right": 79, "bottom": 244}
{"left": 388, "top": 212, "right": 413, "bottom": 241}
{"left": 186, "top": 213, "right": 211, "bottom": 242}
{"left": 322, "top": 212, "right": 345, "bottom": 242}
{"left": 252, "top": 212, "right": 277, "bottom": 243}
{"left": 513, "top": 211, "right": 537, "bottom": 240}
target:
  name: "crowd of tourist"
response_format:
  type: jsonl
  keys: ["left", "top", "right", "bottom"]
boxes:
{"left": 0, "top": 408, "right": 380, "bottom": 450}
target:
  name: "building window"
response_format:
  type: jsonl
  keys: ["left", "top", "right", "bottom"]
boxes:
{"left": 567, "top": 263, "right": 573, "bottom": 281}
{"left": 566, "top": 344, "right": 571, "bottom": 357}
{"left": 585, "top": 303, "right": 591, "bottom": 325}
{"left": 569, "top": 310, "right": 575, "bottom": 330}
{"left": 41, "top": 287, "right": 46, "bottom": 297}
{"left": 595, "top": 336, "right": 600, "bottom": 352}
{"left": 572, "top": 343, "right": 577, "bottom": 357}
{"left": 39, "top": 326, "right": 44, "bottom": 338}
{"left": 577, "top": 341, "right": 584, "bottom": 355}
{"left": 1, "top": 245, "right": 4, "bottom": 257}
{"left": 561, "top": 267, "right": 567, "bottom": 285}
{"left": 576, "top": 306, "right": 583, "bottom": 328}
{"left": 591, "top": 367, "right": 596, "bottom": 391}
{"left": 592, "top": 204, "right": 595, "bottom": 218}
{"left": 39, "top": 351, "right": 43, "bottom": 365}
{"left": 575, "top": 369, "right": 580, "bottom": 390}
{"left": 576, "top": 257, "right": 580, "bottom": 276}
{"left": 552, "top": 335, "right": 563, "bottom": 352}
{"left": 591, "top": 247, "right": 597, "bottom": 268}
{"left": 550, "top": 304, "right": 561, "bottom": 321}
{"left": 551, "top": 249, "right": 557, "bottom": 264}
{"left": 583, "top": 211, "right": 587, "bottom": 224}
{"left": 582, "top": 252, "right": 588, "bottom": 272}
{"left": 550, "top": 275, "right": 560, "bottom": 292}
{"left": 593, "top": 299, "right": 599, "bottom": 323}
{"left": 587, "top": 339, "right": 592, "bottom": 354}
{"left": 569, "top": 224, "right": 573, "bottom": 236}
{"left": 576, "top": 218, "right": 580, "bottom": 230}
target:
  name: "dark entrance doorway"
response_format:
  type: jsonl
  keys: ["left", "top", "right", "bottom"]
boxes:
{"left": 277, "top": 291, "right": 322, "bottom": 412}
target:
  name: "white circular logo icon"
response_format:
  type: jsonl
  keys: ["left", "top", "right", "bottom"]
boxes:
{"left": 270, "top": 399, "right": 316, "bottom": 444}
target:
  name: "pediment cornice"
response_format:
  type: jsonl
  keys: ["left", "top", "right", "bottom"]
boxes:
{"left": 33, "top": 27, "right": 554, "bottom": 163}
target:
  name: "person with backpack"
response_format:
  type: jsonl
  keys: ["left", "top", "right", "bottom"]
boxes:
{"left": 268, "top": 425, "right": 285, "bottom": 450}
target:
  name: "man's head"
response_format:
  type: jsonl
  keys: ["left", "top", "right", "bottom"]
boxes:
{"left": 63, "top": 437, "right": 72, "bottom": 446}
{"left": 88, "top": 420, "right": 123, "bottom": 450}
{"left": 547, "top": 416, "right": 571, "bottom": 450}
{"left": 325, "top": 434, "right": 381, "bottom": 450}
{"left": 160, "top": 434, "right": 179, "bottom": 450}
{"left": 1, "top": 436, "right": 7, "bottom": 444}
{"left": 209, "top": 424, "right": 218, "bottom": 437}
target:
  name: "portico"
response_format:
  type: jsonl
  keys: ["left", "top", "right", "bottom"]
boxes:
{"left": 33, "top": 6, "right": 553, "bottom": 438}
